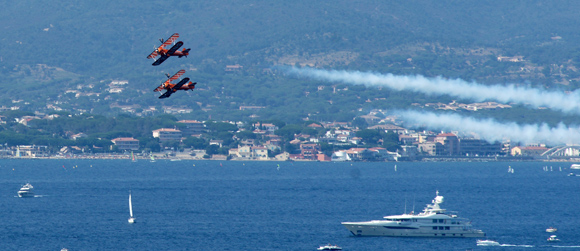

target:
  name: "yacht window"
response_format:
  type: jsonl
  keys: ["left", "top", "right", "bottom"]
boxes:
{"left": 432, "top": 219, "right": 437, "bottom": 223}
{"left": 445, "top": 226, "right": 450, "bottom": 230}
{"left": 438, "top": 219, "right": 444, "bottom": 223}
{"left": 413, "top": 219, "right": 417, "bottom": 222}
{"left": 439, "top": 226, "right": 444, "bottom": 230}
{"left": 433, "top": 226, "right": 437, "bottom": 230}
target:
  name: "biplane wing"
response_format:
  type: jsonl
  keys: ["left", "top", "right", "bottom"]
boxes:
{"left": 159, "top": 78, "right": 190, "bottom": 99}
{"left": 154, "top": 70, "right": 186, "bottom": 92}
{"left": 171, "top": 77, "right": 190, "bottom": 91}
{"left": 168, "top": 69, "right": 186, "bottom": 81}
{"left": 147, "top": 33, "right": 180, "bottom": 59}
{"left": 151, "top": 42, "right": 183, "bottom": 66}
{"left": 166, "top": 41, "right": 184, "bottom": 55}
{"left": 147, "top": 50, "right": 158, "bottom": 59}
{"left": 152, "top": 55, "right": 169, "bottom": 66}
{"left": 158, "top": 91, "right": 174, "bottom": 99}
{"left": 161, "top": 33, "right": 180, "bottom": 48}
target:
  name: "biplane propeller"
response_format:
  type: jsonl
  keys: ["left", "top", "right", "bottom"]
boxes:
{"left": 154, "top": 69, "right": 197, "bottom": 99}
{"left": 147, "top": 33, "right": 191, "bottom": 66}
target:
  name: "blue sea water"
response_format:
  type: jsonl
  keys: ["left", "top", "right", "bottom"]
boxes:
{"left": 0, "top": 160, "right": 579, "bottom": 251}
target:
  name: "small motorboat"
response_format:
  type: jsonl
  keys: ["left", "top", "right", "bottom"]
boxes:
{"left": 547, "top": 235, "right": 560, "bottom": 242}
{"left": 477, "top": 240, "right": 500, "bottom": 246}
{"left": 546, "top": 227, "right": 557, "bottom": 233}
{"left": 317, "top": 244, "right": 342, "bottom": 250}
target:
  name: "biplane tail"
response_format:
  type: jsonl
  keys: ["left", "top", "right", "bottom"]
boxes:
{"left": 179, "top": 48, "right": 191, "bottom": 58}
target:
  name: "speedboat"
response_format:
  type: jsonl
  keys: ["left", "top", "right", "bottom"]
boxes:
{"left": 477, "top": 240, "right": 500, "bottom": 246}
{"left": 341, "top": 191, "right": 486, "bottom": 237}
{"left": 17, "top": 183, "right": 35, "bottom": 198}
{"left": 317, "top": 244, "right": 342, "bottom": 250}
{"left": 546, "top": 227, "right": 557, "bottom": 233}
{"left": 570, "top": 164, "right": 580, "bottom": 169}
{"left": 547, "top": 235, "right": 560, "bottom": 242}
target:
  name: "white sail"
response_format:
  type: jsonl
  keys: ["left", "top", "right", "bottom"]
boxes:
{"left": 129, "top": 193, "right": 133, "bottom": 217}
{"left": 128, "top": 192, "right": 135, "bottom": 223}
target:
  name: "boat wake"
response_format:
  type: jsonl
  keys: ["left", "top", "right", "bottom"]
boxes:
{"left": 476, "top": 241, "right": 534, "bottom": 248}
{"left": 14, "top": 195, "right": 44, "bottom": 198}
{"left": 492, "top": 244, "right": 580, "bottom": 248}
{"left": 499, "top": 244, "right": 534, "bottom": 247}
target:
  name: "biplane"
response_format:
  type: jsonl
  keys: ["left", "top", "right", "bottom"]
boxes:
{"left": 154, "top": 69, "right": 197, "bottom": 99}
{"left": 147, "top": 33, "right": 191, "bottom": 66}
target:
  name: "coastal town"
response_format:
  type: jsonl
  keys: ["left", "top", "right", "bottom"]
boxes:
{"left": 3, "top": 112, "right": 580, "bottom": 162}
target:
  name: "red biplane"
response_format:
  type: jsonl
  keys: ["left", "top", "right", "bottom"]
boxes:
{"left": 147, "top": 33, "right": 191, "bottom": 66}
{"left": 154, "top": 69, "right": 197, "bottom": 99}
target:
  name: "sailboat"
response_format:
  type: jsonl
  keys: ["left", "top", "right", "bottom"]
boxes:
{"left": 131, "top": 152, "right": 137, "bottom": 162}
{"left": 128, "top": 192, "right": 136, "bottom": 224}
{"left": 150, "top": 154, "right": 156, "bottom": 163}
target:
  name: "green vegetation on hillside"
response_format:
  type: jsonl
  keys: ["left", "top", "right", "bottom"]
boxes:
{"left": 1, "top": 1, "right": 580, "bottom": 125}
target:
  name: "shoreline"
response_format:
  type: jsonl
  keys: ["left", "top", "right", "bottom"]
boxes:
{"left": 1, "top": 155, "right": 579, "bottom": 163}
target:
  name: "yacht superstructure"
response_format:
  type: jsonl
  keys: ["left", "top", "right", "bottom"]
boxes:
{"left": 341, "top": 191, "right": 485, "bottom": 237}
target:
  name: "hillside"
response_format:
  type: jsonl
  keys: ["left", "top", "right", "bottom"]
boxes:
{"left": 1, "top": 1, "right": 580, "bottom": 123}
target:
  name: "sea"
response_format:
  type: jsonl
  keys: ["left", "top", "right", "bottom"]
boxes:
{"left": 1, "top": 159, "right": 579, "bottom": 251}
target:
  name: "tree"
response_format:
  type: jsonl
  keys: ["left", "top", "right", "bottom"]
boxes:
{"left": 283, "top": 142, "right": 300, "bottom": 154}
{"left": 275, "top": 124, "right": 303, "bottom": 141}
{"left": 383, "top": 131, "right": 402, "bottom": 152}
{"left": 352, "top": 117, "right": 368, "bottom": 129}
{"left": 183, "top": 137, "right": 207, "bottom": 149}
{"left": 144, "top": 140, "right": 161, "bottom": 152}
{"left": 205, "top": 144, "right": 220, "bottom": 155}
{"left": 356, "top": 129, "right": 382, "bottom": 145}
{"left": 236, "top": 130, "right": 257, "bottom": 140}
{"left": 162, "top": 140, "right": 181, "bottom": 151}
{"left": 205, "top": 121, "right": 238, "bottom": 133}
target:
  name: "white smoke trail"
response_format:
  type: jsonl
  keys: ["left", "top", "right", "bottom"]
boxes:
{"left": 286, "top": 67, "right": 580, "bottom": 114}
{"left": 398, "top": 110, "right": 580, "bottom": 145}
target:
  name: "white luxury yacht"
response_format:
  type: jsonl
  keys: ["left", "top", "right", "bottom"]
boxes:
{"left": 341, "top": 191, "right": 486, "bottom": 237}
{"left": 17, "top": 183, "right": 35, "bottom": 198}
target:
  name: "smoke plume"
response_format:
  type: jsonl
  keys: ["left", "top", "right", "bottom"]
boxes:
{"left": 286, "top": 67, "right": 580, "bottom": 114}
{"left": 398, "top": 110, "right": 580, "bottom": 145}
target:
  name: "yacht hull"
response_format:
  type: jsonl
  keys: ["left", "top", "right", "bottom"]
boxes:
{"left": 342, "top": 223, "right": 485, "bottom": 237}
{"left": 17, "top": 192, "right": 34, "bottom": 198}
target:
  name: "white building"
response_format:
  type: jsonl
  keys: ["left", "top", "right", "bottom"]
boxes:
{"left": 152, "top": 128, "right": 182, "bottom": 142}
